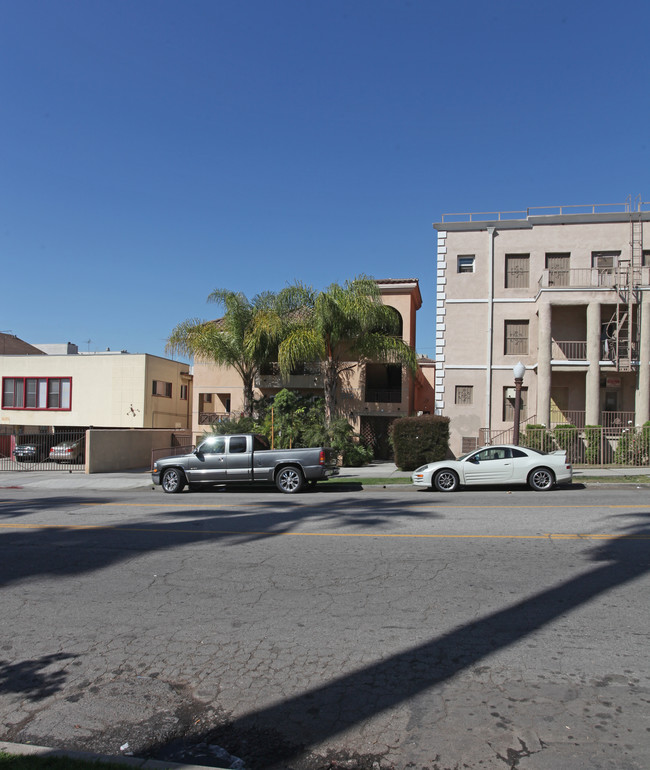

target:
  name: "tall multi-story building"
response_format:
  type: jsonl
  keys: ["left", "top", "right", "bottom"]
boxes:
{"left": 434, "top": 201, "right": 650, "bottom": 455}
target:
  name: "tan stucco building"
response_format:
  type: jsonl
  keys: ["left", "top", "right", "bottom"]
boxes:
{"left": 1, "top": 345, "right": 192, "bottom": 431}
{"left": 192, "top": 279, "right": 435, "bottom": 458}
{"left": 435, "top": 202, "right": 650, "bottom": 455}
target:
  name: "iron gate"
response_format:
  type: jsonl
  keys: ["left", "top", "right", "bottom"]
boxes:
{"left": 0, "top": 430, "right": 87, "bottom": 472}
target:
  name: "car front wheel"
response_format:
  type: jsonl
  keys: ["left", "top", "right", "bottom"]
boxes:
{"left": 161, "top": 468, "right": 186, "bottom": 494}
{"left": 434, "top": 469, "right": 459, "bottom": 492}
{"left": 528, "top": 467, "right": 554, "bottom": 491}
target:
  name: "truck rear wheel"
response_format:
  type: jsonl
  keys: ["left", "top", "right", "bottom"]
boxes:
{"left": 275, "top": 466, "right": 304, "bottom": 494}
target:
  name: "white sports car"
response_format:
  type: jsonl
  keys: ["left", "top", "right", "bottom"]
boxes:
{"left": 411, "top": 444, "right": 572, "bottom": 492}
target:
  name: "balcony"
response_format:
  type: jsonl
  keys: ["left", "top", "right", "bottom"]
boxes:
{"left": 255, "top": 362, "right": 324, "bottom": 389}
{"left": 539, "top": 267, "right": 650, "bottom": 289}
{"left": 364, "top": 389, "right": 402, "bottom": 403}
{"left": 551, "top": 340, "right": 639, "bottom": 364}
{"left": 199, "top": 412, "right": 233, "bottom": 425}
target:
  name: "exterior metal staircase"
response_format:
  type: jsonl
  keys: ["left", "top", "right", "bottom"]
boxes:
{"left": 609, "top": 205, "right": 643, "bottom": 372}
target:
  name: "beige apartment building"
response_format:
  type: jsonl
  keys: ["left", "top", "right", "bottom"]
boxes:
{"left": 192, "top": 279, "right": 436, "bottom": 458}
{"left": 1, "top": 340, "right": 192, "bottom": 431}
{"left": 434, "top": 201, "right": 650, "bottom": 455}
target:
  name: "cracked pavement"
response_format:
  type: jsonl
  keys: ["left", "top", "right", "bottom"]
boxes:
{"left": 0, "top": 486, "right": 649, "bottom": 769}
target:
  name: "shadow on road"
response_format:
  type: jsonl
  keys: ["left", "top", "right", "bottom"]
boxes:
{"left": 1, "top": 493, "right": 648, "bottom": 768}
{"left": 146, "top": 516, "right": 650, "bottom": 768}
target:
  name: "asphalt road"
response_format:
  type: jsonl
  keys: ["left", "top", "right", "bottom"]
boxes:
{"left": 1, "top": 483, "right": 649, "bottom": 770}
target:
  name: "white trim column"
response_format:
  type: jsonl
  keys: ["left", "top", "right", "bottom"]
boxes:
{"left": 636, "top": 292, "right": 650, "bottom": 424}
{"left": 537, "top": 301, "right": 551, "bottom": 427}
{"left": 586, "top": 301, "right": 601, "bottom": 425}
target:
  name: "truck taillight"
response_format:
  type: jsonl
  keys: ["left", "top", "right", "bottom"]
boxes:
{"left": 319, "top": 450, "right": 325, "bottom": 465}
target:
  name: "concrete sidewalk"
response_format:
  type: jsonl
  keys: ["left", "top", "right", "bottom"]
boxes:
{"left": 0, "top": 461, "right": 649, "bottom": 491}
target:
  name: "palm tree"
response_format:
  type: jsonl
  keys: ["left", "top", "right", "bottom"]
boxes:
{"left": 166, "top": 289, "right": 277, "bottom": 417}
{"left": 248, "top": 277, "right": 419, "bottom": 426}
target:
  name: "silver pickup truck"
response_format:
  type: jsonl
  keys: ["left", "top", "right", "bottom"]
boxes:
{"left": 152, "top": 433, "right": 339, "bottom": 494}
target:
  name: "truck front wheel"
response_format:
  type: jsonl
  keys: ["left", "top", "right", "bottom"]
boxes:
{"left": 275, "top": 466, "right": 304, "bottom": 494}
{"left": 161, "top": 467, "right": 186, "bottom": 494}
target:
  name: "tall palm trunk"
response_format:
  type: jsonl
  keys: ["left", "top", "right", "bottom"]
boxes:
{"left": 242, "top": 372, "right": 255, "bottom": 418}
{"left": 323, "top": 360, "right": 339, "bottom": 428}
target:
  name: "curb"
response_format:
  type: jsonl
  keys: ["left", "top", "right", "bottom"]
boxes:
{"left": 0, "top": 740, "right": 228, "bottom": 770}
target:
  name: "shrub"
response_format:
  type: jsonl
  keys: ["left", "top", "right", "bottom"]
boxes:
{"left": 553, "top": 423, "right": 582, "bottom": 462}
{"left": 584, "top": 425, "right": 602, "bottom": 465}
{"left": 327, "top": 418, "right": 373, "bottom": 466}
{"left": 207, "top": 390, "right": 372, "bottom": 466}
{"left": 389, "top": 415, "right": 450, "bottom": 472}
{"left": 522, "top": 424, "right": 554, "bottom": 452}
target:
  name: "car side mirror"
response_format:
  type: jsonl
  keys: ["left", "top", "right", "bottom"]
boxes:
{"left": 469, "top": 456, "right": 479, "bottom": 464}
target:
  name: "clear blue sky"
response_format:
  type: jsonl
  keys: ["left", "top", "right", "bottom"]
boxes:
{"left": 2, "top": 0, "right": 649, "bottom": 360}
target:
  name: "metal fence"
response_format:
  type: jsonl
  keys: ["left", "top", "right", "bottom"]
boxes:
{"left": 0, "top": 430, "right": 87, "bottom": 472}
{"left": 489, "top": 425, "right": 650, "bottom": 467}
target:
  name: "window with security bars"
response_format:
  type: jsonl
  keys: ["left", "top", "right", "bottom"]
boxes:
{"left": 505, "top": 254, "right": 530, "bottom": 288}
{"left": 546, "top": 253, "right": 570, "bottom": 286}
{"left": 504, "top": 320, "right": 529, "bottom": 355}
{"left": 455, "top": 385, "right": 473, "bottom": 405}
{"left": 503, "top": 386, "right": 528, "bottom": 421}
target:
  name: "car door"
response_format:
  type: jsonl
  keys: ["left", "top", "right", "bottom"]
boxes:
{"left": 510, "top": 446, "right": 533, "bottom": 482}
{"left": 463, "top": 447, "right": 515, "bottom": 485}
{"left": 225, "top": 435, "right": 252, "bottom": 482}
{"left": 186, "top": 435, "right": 227, "bottom": 482}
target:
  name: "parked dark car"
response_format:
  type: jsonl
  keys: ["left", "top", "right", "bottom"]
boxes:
{"left": 49, "top": 438, "right": 85, "bottom": 464}
{"left": 13, "top": 436, "right": 57, "bottom": 463}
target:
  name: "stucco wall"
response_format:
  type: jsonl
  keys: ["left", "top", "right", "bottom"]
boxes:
{"left": 86, "top": 429, "right": 180, "bottom": 472}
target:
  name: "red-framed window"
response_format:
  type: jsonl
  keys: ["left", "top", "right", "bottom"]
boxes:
{"left": 2, "top": 377, "right": 72, "bottom": 410}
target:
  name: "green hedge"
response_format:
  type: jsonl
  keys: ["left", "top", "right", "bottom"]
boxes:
{"left": 389, "top": 415, "right": 450, "bottom": 471}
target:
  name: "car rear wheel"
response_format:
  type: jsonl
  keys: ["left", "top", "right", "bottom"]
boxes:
{"left": 434, "top": 469, "right": 459, "bottom": 492}
{"left": 528, "top": 467, "right": 554, "bottom": 491}
{"left": 276, "top": 466, "right": 304, "bottom": 494}
{"left": 161, "top": 468, "right": 186, "bottom": 494}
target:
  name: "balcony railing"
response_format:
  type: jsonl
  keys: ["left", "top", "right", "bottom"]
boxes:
{"left": 255, "top": 362, "right": 324, "bottom": 389}
{"left": 539, "top": 267, "right": 650, "bottom": 289}
{"left": 199, "top": 412, "right": 234, "bottom": 425}
{"left": 552, "top": 340, "right": 587, "bottom": 360}
{"left": 550, "top": 340, "right": 639, "bottom": 363}
{"left": 364, "top": 389, "right": 402, "bottom": 403}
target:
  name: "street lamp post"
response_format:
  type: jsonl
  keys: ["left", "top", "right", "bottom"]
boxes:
{"left": 512, "top": 361, "right": 525, "bottom": 445}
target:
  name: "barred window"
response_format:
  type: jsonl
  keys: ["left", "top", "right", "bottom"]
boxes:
{"left": 503, "top": 386, "right": 528, "bottom": 421}
{"left": 505, "top": 254, "right": 529, "bottom": 288}
{"left": 455, "top": 385, "right": 473, "bottom": 405}
{"left": 504, "top": 320, "right": 529, "bottom": 356}
{"left": 546, "top": 253, "right": 570, "bottom": 286}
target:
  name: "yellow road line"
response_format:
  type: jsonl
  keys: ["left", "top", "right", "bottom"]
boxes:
{"left": 0, "top": 522, "right": 648, "bottom": 540}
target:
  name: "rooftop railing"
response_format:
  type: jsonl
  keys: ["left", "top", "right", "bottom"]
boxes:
{"left": 440, "top": 200, "right": 650, "bottom": 223}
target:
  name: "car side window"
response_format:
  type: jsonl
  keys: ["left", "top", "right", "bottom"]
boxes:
{"left": 202, "top": 436, "right": 226, "bottom": 454}
{"left": 228, "top": 436, "right": 247, "bottom": 454}
{"left": 512, "top": 448, "right": 527, "bottom": 458}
